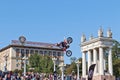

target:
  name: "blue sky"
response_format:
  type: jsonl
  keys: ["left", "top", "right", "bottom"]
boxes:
{"left": 0, "top": 0, "right": 120, "bottom": 64}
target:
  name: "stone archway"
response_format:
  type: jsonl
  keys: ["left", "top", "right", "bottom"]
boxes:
{"left": 80, "top": 28, "right": 115, "bottom": 80}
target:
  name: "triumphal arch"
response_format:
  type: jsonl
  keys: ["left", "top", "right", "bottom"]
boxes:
{"left": 80, "top": 28, "right": 115, "bottom": 80}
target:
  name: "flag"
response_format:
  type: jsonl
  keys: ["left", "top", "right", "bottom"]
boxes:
{"left": 88, "top": 64, "right": 96, "bottom": 80}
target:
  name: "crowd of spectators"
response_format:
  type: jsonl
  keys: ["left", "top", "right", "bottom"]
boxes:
{"left": 0, "top": 71, "right": 53, "bottom": 80}
{"left": 0, "top": 70, "right": 78, "bottom": 80}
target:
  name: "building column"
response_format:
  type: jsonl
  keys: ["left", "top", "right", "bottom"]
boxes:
{"left": 99, "top": 47, "right": 104, "bottom": 75}
{"left": 104, "top": 59, "right": 106, "bottom": 71}
{"left": 88, "top": 50, "right": 92, "bottom": 71}
{"left": 93, "top": 48, "right": 97, "bottom": 75}
{"left": 9, "top": 48, "right": 12, "bottom": 71}
{"left": 82, "top": 52, "right": 86, "bottom": 77}
{"left": 108, "top": 47, "right": 113, "bottom": 75}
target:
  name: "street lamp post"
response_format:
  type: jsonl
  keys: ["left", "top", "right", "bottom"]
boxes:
{"left": 52, "top": 57, "right": 57, "bottom": 80}
{"left": 59, "top": 63, "right": 66, "bottom": 80}
{"left": 19, "top": 36, "right": 26, "bottom": 76}
{"left": 52, "top": 57, "right": 57, "bottom": 72}
{"left": 75, "top": 60, "right": 81, "bottom": 80}
{"left": 22, "top": 55, "right": 28, "bottom": 76}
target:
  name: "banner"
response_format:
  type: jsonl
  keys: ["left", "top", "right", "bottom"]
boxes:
{"left": 88, "top": 64, "right": 96, "bottom": 80}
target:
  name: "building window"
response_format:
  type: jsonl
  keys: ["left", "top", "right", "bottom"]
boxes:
{"left": 21, "top": 49, "right": 24, "bottom": 57}
{"left": 48, "top": 51, "right": 52, "bottom": 56}
{"left": 16, "top": 49, "right": 20, "bottom": 57}
{"left": 26, "top": 49, "right": 29, "bottom": 57}
{"left": 16, "top": 49, "right": 20, "bottom": 53}
{"left": 44, "top": 51, "right": 47, "bottom": 56}
{"left": 58, "top": 52, "right": 61, "bottom": 56}
{"left": 39, "top": 51, "right": 43, "bottom": 55}
{"left": 35, "top": 50, "right": 38, "bottom": 54}
{"left": 30, "top": 50, "right": 34, "bottom": 54}
{"left": 53, "top": 52, "right": 56, "bottom": 57}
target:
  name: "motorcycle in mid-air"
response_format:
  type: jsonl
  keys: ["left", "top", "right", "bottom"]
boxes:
{"left": 56, "top": 37, "right": 73, "bottom": 57}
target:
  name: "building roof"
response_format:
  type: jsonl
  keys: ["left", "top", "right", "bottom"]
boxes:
{"left": 0, "top": 40, "right": 63, "bottom": 52}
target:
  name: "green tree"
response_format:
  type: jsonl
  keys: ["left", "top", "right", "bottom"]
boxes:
{"left": 65, "top": 62, "right": 76, "bottom": 75}
{"left": 29, "top": 53, "right": 40, "bottom": 68}
{"left": 112, "top": 40, "right": 120, "bottom": 77}
{"left": 28, "top": 53, "right": 60, "bottom": 74}
{"left": 28, "top": 53, "right": 41, "bottom": 72}
{"left": 66, "top": 57, "right": 82, "bottom": 76}
{"left": 40, "top": 55, "right": 53, "bottom": 73}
